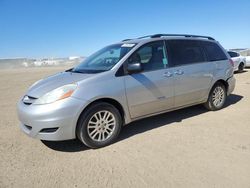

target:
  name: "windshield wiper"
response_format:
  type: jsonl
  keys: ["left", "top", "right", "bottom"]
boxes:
{"left": 65, "top": 68, "right": 73, "bottom": 72}
{"left": 66, "top": 68, "right": 107, "bottom": 74}
{"left": 65, "top": 68, "right": 86, "bottom": 74}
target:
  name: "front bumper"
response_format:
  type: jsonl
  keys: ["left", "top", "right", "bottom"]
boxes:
{"left": 17, "top": 97, "right": 88, "bottom": 141}
{"left": 227, "top": 76, "right": 236, "bottom": 95}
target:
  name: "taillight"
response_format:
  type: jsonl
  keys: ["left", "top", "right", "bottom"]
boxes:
{"left": 229, "top": 59, "right": 234, "bottom": 67}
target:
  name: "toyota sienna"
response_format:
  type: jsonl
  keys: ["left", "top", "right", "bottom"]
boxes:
{"left": 17, "top": 34, "right": 236, "bottom": 148}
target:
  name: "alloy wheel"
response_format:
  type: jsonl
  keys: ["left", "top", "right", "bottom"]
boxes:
{"left": 212, "top": 86, "right": 225, "bottom": 107}
{"left": 87, "top": 110, "right": 116, "bottom": 142}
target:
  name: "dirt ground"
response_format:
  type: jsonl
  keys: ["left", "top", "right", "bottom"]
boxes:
{"left": 0, "top": 67, "right": 250, "bottom": 188}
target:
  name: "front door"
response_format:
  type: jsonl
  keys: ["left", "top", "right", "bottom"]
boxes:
{"left": 124, "top": 41, "right": 174, "bottom": 119}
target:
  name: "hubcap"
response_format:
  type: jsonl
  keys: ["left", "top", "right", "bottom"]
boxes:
{"left": 87, "top": 111, "right": 116, "bottom": 142}
{"left": 212, "top": 86, "right": 225, "bottom": 107}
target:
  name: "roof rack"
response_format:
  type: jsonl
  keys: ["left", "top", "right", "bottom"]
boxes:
{"left": 122, "top": 39, "right": 132, "bottom": 42}
{"left": 122, "top": 34, "right": 215, "bottom": 41}
{"left": 137, "top": 35, "right": 153, "bottom": 39}
{"left": 149, "top": 34, "right": 215, "bottom": 40}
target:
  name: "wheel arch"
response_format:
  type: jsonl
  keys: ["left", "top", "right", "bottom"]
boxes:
{"left": 214, "top": 79, "right": 229, "bottom": 92}
{"left": 76, "top": 98, "right": 126, "bottom": 130}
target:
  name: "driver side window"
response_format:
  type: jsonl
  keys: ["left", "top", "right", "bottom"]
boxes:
{"left": 128, "top": 41, "right": 167, "bottom": 72}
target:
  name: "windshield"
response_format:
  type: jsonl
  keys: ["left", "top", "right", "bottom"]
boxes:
{"left": 72, "top": 43, "right": 136, "bottom": 73}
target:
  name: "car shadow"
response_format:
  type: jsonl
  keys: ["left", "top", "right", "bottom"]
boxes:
{"left": 41, "top": 139, "right": 89, "bottom": 152}
{"left": 234, "top": 70, "right": 248, "bottom": 74}
{"left": 118, "top": 94, "right": 243, "bottom": 142}
{"left": 41, "top": 94, "right": 243, "bottom": 152}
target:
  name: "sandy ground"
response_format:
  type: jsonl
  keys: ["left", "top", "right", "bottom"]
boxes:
{"left": 0, "top": 67, "right": 250, "bottom": 188}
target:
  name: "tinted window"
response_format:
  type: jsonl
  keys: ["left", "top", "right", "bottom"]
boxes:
{"left": 138, "top": 46, "right": 152, "bottom": 64}
{"left": 201, "top": 41, "right": 227, "bottom": 61}
{"left": 167, "top": 40, "right": 205, "bottom": 66}
{"left": 228, "top": 51, "right": 239, "bottom": 58}
{"left": 128, "top": 41, "right": 167, "bottom": 71}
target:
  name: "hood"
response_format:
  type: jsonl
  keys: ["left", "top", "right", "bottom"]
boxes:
{"left": 27, "top": 71, "right": 93, "bottom": 98}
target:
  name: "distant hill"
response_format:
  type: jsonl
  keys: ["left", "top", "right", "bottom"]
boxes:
{"left": 229, "top": 48, "right": 250, "bottom": 56}
{"left": 0, "top": 57, "right": 85, "bottom": 69}
{"left": 239, "top": 49, "right": 250, "bottom": 56}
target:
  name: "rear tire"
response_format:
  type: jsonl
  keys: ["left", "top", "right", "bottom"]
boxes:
{"left": 76, "top": 102, "right": 122, "bottom": 149}
{"left": 238, "top": 62, "right": 244, "bottom": 72}
{"left": 204, "top": 82, "right": 227, "bottom": 111}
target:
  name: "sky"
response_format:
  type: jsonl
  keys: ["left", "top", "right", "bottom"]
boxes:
{"left": 0, "top": 0, "right": 250, "bottom": 58}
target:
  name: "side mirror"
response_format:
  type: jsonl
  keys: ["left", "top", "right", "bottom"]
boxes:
{"left": 127, "top": 62, "right": 142, "bottom": 74}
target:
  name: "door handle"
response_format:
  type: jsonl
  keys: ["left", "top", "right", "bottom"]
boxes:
{"left": 174, "top": 70, "right": 184, "bottom": 75}
{"left": 163, "top": 72, "right": 173, "bottom": 77}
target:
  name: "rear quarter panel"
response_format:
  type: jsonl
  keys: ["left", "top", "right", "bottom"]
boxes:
{"left": 209, "top": 59, "right": 234, "bottom": 94}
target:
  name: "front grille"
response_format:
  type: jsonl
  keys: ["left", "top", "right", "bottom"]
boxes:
{"left": 22, "top": 95, "right": 37, "bottom": 105}
{"left": 40, "top": 127, "right": 59, "bottom": 133}
{"left": 24, "top": 124, "right": 32, "bottom": 130}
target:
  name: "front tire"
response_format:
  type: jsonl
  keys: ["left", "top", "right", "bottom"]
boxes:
{"left": 76, "top": 102, "right": 122, "bottom": 149}
{"left": 204, "top": 82, "right": 227, "bottom": 111}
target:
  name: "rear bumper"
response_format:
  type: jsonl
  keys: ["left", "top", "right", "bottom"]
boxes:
{"left": 245, "top": 62, "right": 250, "bottom": 67}
{"left": 227, "top": 76, "right": 236, "bottom": 95}
{"left": 17, "top": 97, "right": 88, "bottom": 141}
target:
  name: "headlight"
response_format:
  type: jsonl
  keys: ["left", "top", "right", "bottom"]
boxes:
{"left": 33, "top": 84, "right": 77, "bottom": 105}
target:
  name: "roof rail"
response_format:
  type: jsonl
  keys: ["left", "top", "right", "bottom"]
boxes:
{"left": 122, "top": 35, "right": 153, "bottom": 41}
{"left": 150, "top": 34, "right": 215, "bottom": 40}
{"left": 137, "top": 35, "right": 154, "bottom": 39}
{"left": 122, "top": 39, "right": 132, "bottom": 42}
{"left": 122, "top": 34, "right": 215, "bottom": 42}
{"left": 136, "top": 34, "right": 215, "bottom": 40}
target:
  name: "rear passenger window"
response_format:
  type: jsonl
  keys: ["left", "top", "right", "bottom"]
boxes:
{"left": 202, "top": 41, "right": 227, "bottom": 61}
{"left": 167, "top": 40, "right": 205, "bottom": 66}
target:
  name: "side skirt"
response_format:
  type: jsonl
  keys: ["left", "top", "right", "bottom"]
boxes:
{"left": 129, "top": 100, "right": 207, "bottom": 123}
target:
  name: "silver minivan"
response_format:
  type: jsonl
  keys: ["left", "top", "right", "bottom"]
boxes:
{"left": 17, "top": 34, "right": 236, "bottom": 148}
